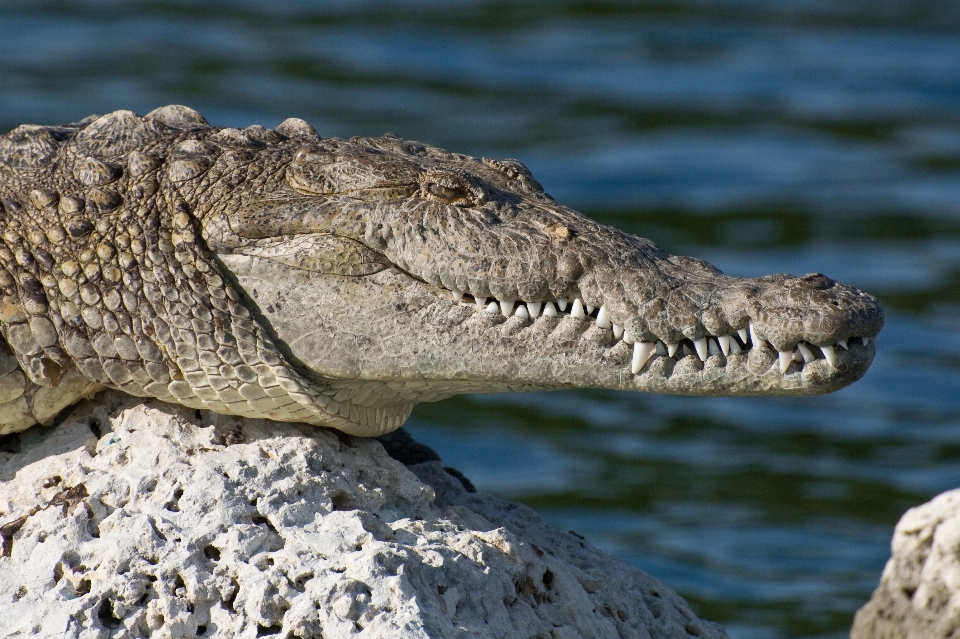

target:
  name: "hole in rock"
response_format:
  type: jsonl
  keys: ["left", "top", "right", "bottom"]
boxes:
{"left": 542, "top": 569, "right": 554, "bottom": 589}
{"left": 88, "top": 418, "right": 102, "bottom": 439}
{"left": 223, "top": 580, "right": 239, "bottom": 613}
{"left": 204, "top": 545, "right": 221, "bottom": 561}
{"left": 165, "top": 487, "right": 184, "bottom": 512}
{"left": 98, "top": 599, "right": 122, "bottom": 628}
{"left": 330, "top": 490, "right": 351, "bottom": 511}
{"left": 197, "top": 624, "right": 208, "bottom": 635}
{"left": 257, "top": 624, "right": 283, "bottom": 637}
{"left": 76, "top": 579, "right": 91, "bottom": 595}
{"left": 252, "top": 515, "right": 278, "bottom": 534}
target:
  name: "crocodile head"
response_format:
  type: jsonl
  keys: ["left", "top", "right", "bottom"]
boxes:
{"left": 0, "top": 107, "right": 882, "bottom": 437}
{"left": 199, "top": 122, "right": 883, "bottom": 435}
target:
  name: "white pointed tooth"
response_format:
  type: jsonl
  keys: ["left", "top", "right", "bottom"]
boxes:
{"left": 793, "top": 349, "right": 803, "bottom": 363}
{"left": 485, "top": 301, "right": 499, "bottom": 314}
{"left": 612, "top": 323, "right": 624, "bottom": 339}
{"left": 822, "top": 344, "right": 836, "bottom": 368}
{"left": 527, "top": 302, "right": 542, "bottom": 318}
{"left": 656, "top": 341, "right": 667, "bottom": 356}
{"left": 729, "top": 339, "right": 742, "bottom": 354}
{"left": 543, "top": 302, "right": 558, "bottom": 317}
{"left": 718, "top": 335, "right": 731, "bottom": 356}
{"left": 557, "top": 298, "right": 568, "bottom": 311}
{"left": 632, "top": 341, "right": 656, "bottom": 374}
{"left": 476, "top": 297, "right": 488, "bottom": 309}
{"left": 586, "top": 305, "right": 595, "bottom": 315}
{"left": 708, "top": 338, "right": 721, "bottom": 357}
{"left": 452, "top": 290, "right": 464, "bottom": 302}
{"left": 515, "top": 305, "right": 530, "bottom": 319}
{"left": 863, "top": 337, "right": 870, "bottom": 347}
{"left": 796, "top": 342, "right": 815, "bottom": 363}
{"left": 837, "top": 338, "right": 848, "bottom": 350}
{"left": 738, "top": 327, "right": 749, "bottom": 344}
{"left": 749, "top": 320, "right": 760, "bottom": 348}
{"left": 596, "top": 306, "right": 611, "bottom": 329}
{"left": 499, "top": 299, "right": 515, "bottom": 317}
{"left": 694, "top": 338, "right": 708, "bottom": 361}
{"left": 778, "top": 350, "right": 793, "bottom": 373}
{"left": 571, "top": 299, "right": 586, "bottom": 319}
{"left": 623, "top": 330, "right": 636, "bottom": 345}
{"left": 667, "top": 342, "right": 679, "bottom": 357}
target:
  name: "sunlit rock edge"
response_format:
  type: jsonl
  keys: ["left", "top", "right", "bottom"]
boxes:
{"left": 852, "top": 488, "right": 960, "bottom": 639}
{"left": 0, "top": 392, "right": 726, "bottom": 639}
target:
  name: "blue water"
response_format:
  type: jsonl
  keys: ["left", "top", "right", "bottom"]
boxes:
{"left": 3, "top": 2, "right": 960, "bottom": 636}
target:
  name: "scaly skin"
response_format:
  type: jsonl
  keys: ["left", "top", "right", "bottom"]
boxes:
{"left": 0, "top": 106, "right": 883, "bottom": 436}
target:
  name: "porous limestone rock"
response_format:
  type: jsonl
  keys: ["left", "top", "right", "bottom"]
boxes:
{"left": 852, "top": 488, "right": 960, "bottom": 639}
{"left": 0, "top": 391, "right": 727, "bottom": 639}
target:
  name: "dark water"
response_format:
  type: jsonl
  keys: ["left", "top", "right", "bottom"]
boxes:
{"left": 3, "top": 2, "right": 960, "bottom": 637}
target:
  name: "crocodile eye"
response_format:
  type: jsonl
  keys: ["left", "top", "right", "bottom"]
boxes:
{"left": 426, "top": 182, "right": 469, "bottom": 202}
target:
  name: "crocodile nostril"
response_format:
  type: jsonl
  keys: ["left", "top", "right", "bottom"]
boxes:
{"left": 798, "top": 272, "right": 834, "bottom": 290}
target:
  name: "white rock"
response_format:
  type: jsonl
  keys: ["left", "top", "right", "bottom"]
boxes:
{"left": 852, "top": 488, "right": 960, "bottom": 639}
{"left": 0, "top": 392, "right": 728, "bottom": 638}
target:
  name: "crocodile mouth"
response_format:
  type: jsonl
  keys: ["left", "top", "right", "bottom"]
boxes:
{"left": 441, "top": 288, "right": 873, "bottom": 378}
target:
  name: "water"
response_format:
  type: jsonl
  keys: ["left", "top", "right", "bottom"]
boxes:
{"left": 2, "top": 2, "right": 960, "bottom": 636}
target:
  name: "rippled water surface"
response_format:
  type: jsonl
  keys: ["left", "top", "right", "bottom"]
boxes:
{"left": 3, "top": 2, "right": 960, "bottom": 637}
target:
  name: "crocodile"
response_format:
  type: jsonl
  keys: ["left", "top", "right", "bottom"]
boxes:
{"left": 0, "top": 106, "right": 883, "bottom": 437}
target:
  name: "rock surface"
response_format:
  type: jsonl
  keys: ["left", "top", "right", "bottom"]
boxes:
{"left": 0, "top": 392, "right": 727, "bottom": 639}
{"left": 852, "top": 488, "right": 960, "bottom": 639}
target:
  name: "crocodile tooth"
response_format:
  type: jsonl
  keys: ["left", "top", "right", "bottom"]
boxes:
{"left": 596, "top": 306, "right": 611, "bottom": 329}
{"left": 822, "top": 344, "right": 836, "bottom": 368}
{"left": 667, "top": 343, "right": 679, "bottom": 357}
{"left": 452, "top": 290, "right": 464, "bottom": 302}
{"left": 708, "top": 338, "right": 721, "bottom": 357}
{"left": 485, "top": 301, "right": 499, "bottom": 314}
{"left": 694, "top": 338, "right": 708, "bottom": 361}
{"left": 515, "top": 305, "right": 530, "bottom": 319}
{"left": 623, "top": 330, "right": 635, "bottom": 345}
{"left": 718, "top": 335, "right": 731, "bottom": 356}
{"left": 656, "top": 341, "right": 667, "bottom": 356}
{"left": 863, "top": 337, "right": 870, "bottom": 346}
{"left": 778, "top": 350, "right": 793, "bottom": 373}
{"left": 632, "top": 341, "right": 655, "bottom": 374}
{"left": 499, "top": 299, "right": 515, "bottom": 317}
{"left": 837, "top": 338, "right": 848, "bottom": 350}
{"left": 476, "top": 297, "right": 488, "bottom": 309}
{"left": 612, "top": 323, "right": 623, "bottom": 339}
{"left": 729, "top": 339, "right": 742, "bottom": 354}
{"left": 797, "top": 342, "right": 815, "bottom": 363}
{"left": 749, "top": 320, "right": 760, "bottom": 348}
{"left": 793, "top": 349, "right": 803, "bottom": 363}
{"left": 542, "top": 302, "right": 558, "bottom": 317}
{"left": 527, "top": 302, "right": 542, "bottom": 318}
{"left": 738, "top": 327, "right": 749, "bottom": 344}
{"left": 586, "top": 305, "right": 595, "bottom": 315}
{"left": 570, "top": 299, "right": 586, "bottom": 319}
{"left": 557, "top": 298, "right": 568, "bottom": 311}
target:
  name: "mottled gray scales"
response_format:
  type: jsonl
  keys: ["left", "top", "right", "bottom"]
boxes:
{"left": 0, "top": 106, "right": 883, "bottom": 437}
